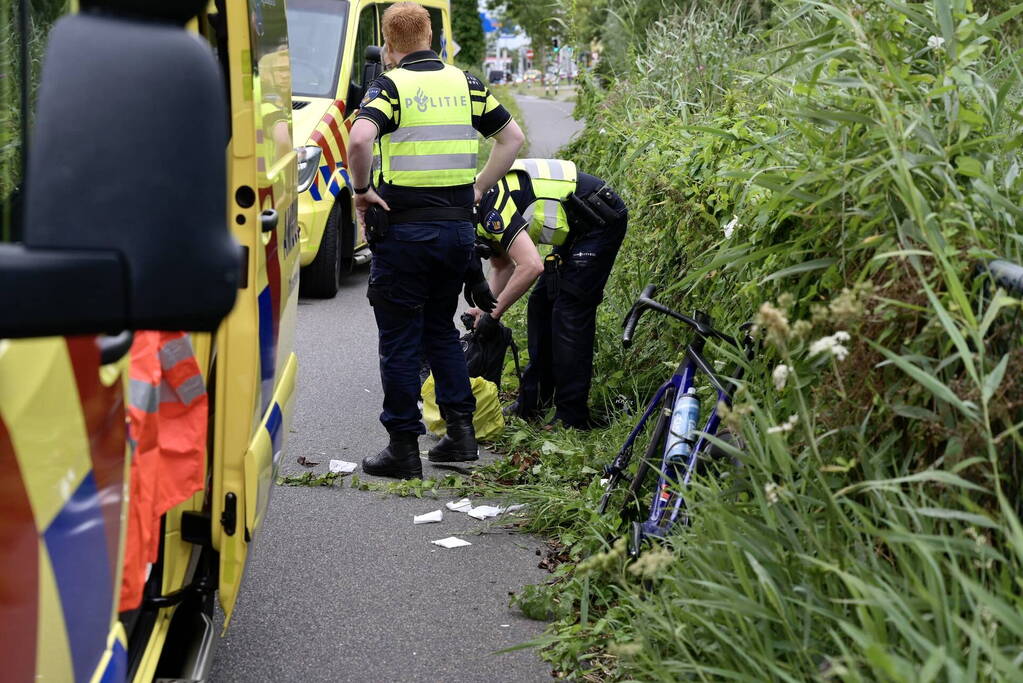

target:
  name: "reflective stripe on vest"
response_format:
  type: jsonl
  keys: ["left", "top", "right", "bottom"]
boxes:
{"left": 510, "top": 158, "right": 578, "bottom": 246}
{"left": 380, "top": 65, "right": 477, "bottom": 187}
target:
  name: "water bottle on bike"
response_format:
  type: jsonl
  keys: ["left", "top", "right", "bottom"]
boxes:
{"left": 665, "top": 388, "right": 700, "bottom": 468}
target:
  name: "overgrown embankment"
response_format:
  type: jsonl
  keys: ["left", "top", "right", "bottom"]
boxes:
{"left": 480, "top": 0, "right": 1023, "bottom": 679}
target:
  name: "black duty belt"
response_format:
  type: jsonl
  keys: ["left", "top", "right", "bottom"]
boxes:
{"left": 384, "top": 206, "right": 475, "bottom": 226}
{"left": 564, "top": 183, "right": 622, "bottom": 229}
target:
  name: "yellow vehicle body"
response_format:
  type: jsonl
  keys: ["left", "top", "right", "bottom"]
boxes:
{"left": 289, "top": 0, "right": 454, "bottom": 297}
{"left": 0, "top": 1, "right": 298, "bottom": 680}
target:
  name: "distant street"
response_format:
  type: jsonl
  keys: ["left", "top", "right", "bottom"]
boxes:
{"left": 516, "top": 93, "right": 584, "bottom": 157}
{"left": 209, "top": 95, "right": 582, "bottom": 682}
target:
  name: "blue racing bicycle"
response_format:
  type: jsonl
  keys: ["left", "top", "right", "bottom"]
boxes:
{"left": 598, "top": 285, "right": 755, "bottom": 555}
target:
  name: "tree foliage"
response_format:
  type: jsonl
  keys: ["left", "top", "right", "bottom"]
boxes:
{"left": 487, "top": 0, "right": 564, "bottom": 57}
{"left": 451, "top": 0, "right": 485, "bottom": 68}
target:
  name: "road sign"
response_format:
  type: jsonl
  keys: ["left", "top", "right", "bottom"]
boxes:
{"left": 526, "top": 48, "right": 534, "bottom": 59}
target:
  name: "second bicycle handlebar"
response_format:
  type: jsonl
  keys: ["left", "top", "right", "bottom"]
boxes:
{"left": 622, "top": 284, "right": 742, "bottom": 349}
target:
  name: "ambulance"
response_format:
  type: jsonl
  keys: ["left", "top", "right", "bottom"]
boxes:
{"left": 0, "top": 0, "right": 298, "bottom": 680}
{"left": 287, "top": 0, "right": 455, "bottom": 297}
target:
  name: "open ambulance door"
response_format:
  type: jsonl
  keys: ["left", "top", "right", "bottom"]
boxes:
{"left": 212, "top": 0, "right": 300, "bottom": 622}
{"left": 0, "top": 3, "right": 238, "bottom": 680}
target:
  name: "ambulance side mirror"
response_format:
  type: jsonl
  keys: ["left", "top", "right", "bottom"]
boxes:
{"left": 346, "top": 45, "right": 383, "bottom": 114}
{"left": 0, "top": 13, "right": 239, "bottom": 339}
{"left": 363, "top": 45, "right": 384, "bottom": 85}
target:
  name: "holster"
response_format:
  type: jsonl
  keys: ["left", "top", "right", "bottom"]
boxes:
{"left": 565, "top": 183, "right": 622, "bottom": 229}
{"left": 544, "top": 253, "right": 561, "bottom": 298}
{"left": 364, "top": 204, "right": 389, "bottom": 244}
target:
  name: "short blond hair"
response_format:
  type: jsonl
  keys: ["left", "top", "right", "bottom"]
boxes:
{"left": 382, "top": 2, "right": 432, "bottom": 54}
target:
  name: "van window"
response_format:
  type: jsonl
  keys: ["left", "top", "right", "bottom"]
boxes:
{"left": 350, "top": 5, "right": 378, "bottom": 92}
{"left": 427, "top": 7, "right": 445, "bottom": 58}
{"left": 286, "top": 0, "right": 349, "bottom": 98}
{"left": 1, "top": 1, "right": 67, "bottom": 243}
{"left": 249, "top": 0, "right": 292, "bottom": 171}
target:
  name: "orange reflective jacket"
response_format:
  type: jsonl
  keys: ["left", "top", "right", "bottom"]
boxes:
{"left": 119, "top": 332, "right": 207, "bottom": 611}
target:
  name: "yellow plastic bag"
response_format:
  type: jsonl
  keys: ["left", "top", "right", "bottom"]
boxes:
{"left": 422, "top": 373, "right": 505, "bottom": 441}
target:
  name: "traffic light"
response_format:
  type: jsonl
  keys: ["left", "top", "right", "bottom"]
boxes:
{"left": 552, "top": 37, "right": 559, "bottom": 54}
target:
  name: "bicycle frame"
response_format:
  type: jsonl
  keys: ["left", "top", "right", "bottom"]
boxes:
{"left": 645, "top": 336, "right": 746, "bottom": 540}
{"left": 598, "top": 284, "right": 754, "bottom": 553}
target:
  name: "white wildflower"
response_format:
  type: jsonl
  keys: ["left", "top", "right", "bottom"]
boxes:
{"left": 599, "top": 127, "right": 607, "bottom": 135}
{"left": 764, "top": 481, "right": 781, "bottom": 504}
{"left": 772, "top": 364, "right": 790, "bottom": 391}
{"left": 927, "top": 35, "right": 946, "bottom": 51}
{"left": 809, "top": 331, "right": 851, "bottom": 362}
{"left": 766, "top": 413, "right": 799, "bottom": 434}
{"left": 723, "top": 215, "right": 739, "bottom": 239}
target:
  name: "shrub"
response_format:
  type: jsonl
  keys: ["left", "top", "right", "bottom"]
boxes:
{"left": 485, "top": 0, "right": 1023, "bottom": 678}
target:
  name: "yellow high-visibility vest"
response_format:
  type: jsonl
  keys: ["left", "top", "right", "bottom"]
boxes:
{"left": 379, "top": 64, "right": 477, "bottom": 187}
{"left": 512, "top": 159, "right": 577, "bottom": 246}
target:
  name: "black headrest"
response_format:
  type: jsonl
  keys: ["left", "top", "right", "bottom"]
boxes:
{"left": 79, "top": 0, "right": 208, "bottom": 24}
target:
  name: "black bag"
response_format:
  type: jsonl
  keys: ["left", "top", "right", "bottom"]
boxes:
{"left": 459, "top": 313, "right": 520, "bottom": 390}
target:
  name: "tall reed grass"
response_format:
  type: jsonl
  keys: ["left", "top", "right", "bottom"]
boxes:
{"left": 482, "top": 0, "right": 1023, "bottom": 678}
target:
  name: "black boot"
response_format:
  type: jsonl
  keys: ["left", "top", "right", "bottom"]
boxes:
{"left": 428, "top": 411, "right": 479, "bottom": 463}
{"left": 362, "top": 432, "right": 422, "bottom": 480}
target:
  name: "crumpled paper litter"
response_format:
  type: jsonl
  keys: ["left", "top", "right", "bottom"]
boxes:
{"left": 445, "top": 498, "right": 473, "bottom": 512}
{"left": 467, "top": 505, "right": 503, "bottom": 520}
{"left": 431, "top": 536, "right": 472, "bottom": 549}
{"left": 329, "top": 459, "right": 358, "bottom": 474}
{"left": 413, "top": 510, "right": 443, "bottom": 525}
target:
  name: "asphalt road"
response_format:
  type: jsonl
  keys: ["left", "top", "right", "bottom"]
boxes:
{"left": 515, "top": 94, "right": 584, "bottom": 157}
{"left": 208, "top": 96, "right": 580, "bottom": 682}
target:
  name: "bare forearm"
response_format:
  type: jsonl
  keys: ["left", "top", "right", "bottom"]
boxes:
{"left": 349, "top": 140, "right": 374, "bottom": 188}
{"left": 493, "top": 264, "right": 538, "bottom": 319}
{"left": 489, "top": 261, "right": 514, "bottom": 298}
{"left": 348, "top": 119, "right": 378, "bottom": 188}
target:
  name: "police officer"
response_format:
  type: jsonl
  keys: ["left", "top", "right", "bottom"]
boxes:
{"left": 348, "top": 2, "right": 524, "bottom": 480}
{"left": 466, "top": 159, "right": 627, "bottom": 430}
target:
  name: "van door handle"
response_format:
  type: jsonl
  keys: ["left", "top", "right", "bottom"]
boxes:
{"left": 260, "top": 209, "right": 278, "bottom": 232}
{"left": 98, "top": 330, "right": 134, "bottom": 364}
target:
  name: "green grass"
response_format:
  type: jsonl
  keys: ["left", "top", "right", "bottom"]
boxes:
{"left": 461, "top": 0, "right": 1023, "bottom": 679}
{"left": 1, "top": 2, "right": 66, "bottom": 241}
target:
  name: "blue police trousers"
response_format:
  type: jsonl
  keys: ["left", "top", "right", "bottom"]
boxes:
{"left": 367, "top": 220, "right": 477, "bottom": 435}
{"left": 517, "top": 204, "right": 628, "bottom": 428}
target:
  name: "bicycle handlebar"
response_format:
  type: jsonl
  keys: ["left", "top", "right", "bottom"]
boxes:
{"left": 621, "top": 283, "right": 749, "bottom": 349}
{"left": 622, "top": 284, "right": 656, "bottom": 348}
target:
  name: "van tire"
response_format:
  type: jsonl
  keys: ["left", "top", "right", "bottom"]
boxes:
{"left": 300, "top": 201, "right": 346, "bottom": 298}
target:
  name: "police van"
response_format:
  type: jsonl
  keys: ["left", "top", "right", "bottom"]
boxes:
{"left": 286, "top": 0, "right": 455, "bottom": 297}
{"left": 0, "top": 0, "right": 298, "bottom": 680}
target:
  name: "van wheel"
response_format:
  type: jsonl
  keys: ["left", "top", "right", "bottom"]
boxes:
{"left": 300, "top": 202, "right": 346, "bottom": 298}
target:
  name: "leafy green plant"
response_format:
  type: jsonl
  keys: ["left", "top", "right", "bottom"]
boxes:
{"left": 277, "top": 470, "right": 348, "bottom": 487}
{"left": 475, "top": 0, "right": 1023, "bottom": 679}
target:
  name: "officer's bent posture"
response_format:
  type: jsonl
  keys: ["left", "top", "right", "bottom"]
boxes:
{"left": 467, "top": 159, "right": 628, "bottom": 430}
{"left": 348, "top": 2, "right": 524, "bottom": 479}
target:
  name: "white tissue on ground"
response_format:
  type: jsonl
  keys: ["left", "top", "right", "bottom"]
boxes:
{"left": 445, "top": 498, "right": 473, "bottom": 512}
{"left": 413, "top": 510, "right": 443, "bottom": 525}
{"left": 431, "top": 536, "right": 472, "bottom": 549}
{"left": 467, "top": 505, "right": 503, "bottom": 520}
{"left": 329, "top": 459, "right": 358, "bottom": 474}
